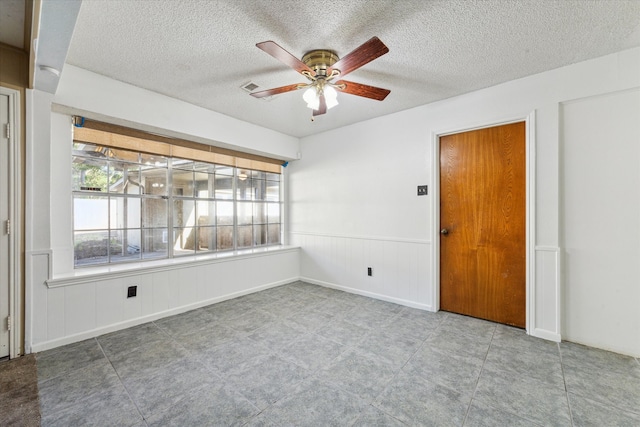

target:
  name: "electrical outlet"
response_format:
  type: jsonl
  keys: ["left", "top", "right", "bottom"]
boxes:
{"left": 367, "top": 267, "right": 373, "bottom": 276}
{"left": 127, "top": 285, "right": 137, "bottom": 298}
{"left": 417, "top": 185, "right": 428, "bottom": 196}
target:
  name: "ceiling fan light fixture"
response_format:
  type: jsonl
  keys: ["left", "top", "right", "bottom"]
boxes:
{"left": 303, "top": 87, "right": 320, "bottom": 110}
{"left": 324, "top": 85, "right": 339, "bottom": 109}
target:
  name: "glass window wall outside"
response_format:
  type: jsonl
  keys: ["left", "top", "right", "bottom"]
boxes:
{"left": 72, "top": 143, "right": 282, "bottom": 267}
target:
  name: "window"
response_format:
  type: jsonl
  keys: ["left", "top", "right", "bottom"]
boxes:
{"left": 71, "top": 124, "right": 282, "bottom": 267}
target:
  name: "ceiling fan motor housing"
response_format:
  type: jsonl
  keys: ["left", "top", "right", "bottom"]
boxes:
{"left": 302, "top": 50, "right": 339, "bottom": 77}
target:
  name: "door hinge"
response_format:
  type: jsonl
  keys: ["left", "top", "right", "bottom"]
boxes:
{"left": 6, "top": 315, "right": 10, "bottom": 331}
{"left": 5, "top": 219, "right": 9, "bottom": 235}
{"left": 5, "top": 123, "right": 10, "bottom": 139}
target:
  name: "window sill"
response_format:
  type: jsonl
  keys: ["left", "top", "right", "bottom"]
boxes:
{"left": 46, "top": 245, "right": 300, "bottom": 288}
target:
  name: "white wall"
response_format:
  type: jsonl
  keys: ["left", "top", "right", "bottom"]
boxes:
{"left": 560, "top": 89, "right": 640, "bottom": 356}
{"left": 54, "top": 65, "right": 300, "bottom": 161}
{"left": 25, "top": 69, "right": 302, "bottom": 352}
{"left": 289, "top": 47, "right": 640, "bottom": 356}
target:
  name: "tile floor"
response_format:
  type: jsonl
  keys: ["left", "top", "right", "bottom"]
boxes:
{"left": 36, "top": 281, "right": 640, "bottom": 426}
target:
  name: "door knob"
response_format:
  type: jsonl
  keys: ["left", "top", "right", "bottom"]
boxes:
{"left": 440, "top": 228, "right": 449, "bottom": 235}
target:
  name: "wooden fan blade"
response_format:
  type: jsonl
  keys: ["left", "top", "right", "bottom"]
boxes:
{"left": 328, "top": 37, "right": 389, "bottom": 78}
{"left": 250, "top": 83, "right": 304, "bottom": 98}
{"left": 256, "top": 41, "right": 316, "bottom": 76}
{"left": 335, "top": 80, "right": 390, "bottom": 101}
{"left": 313, "top": 95, "right": 327, "bottom": 116}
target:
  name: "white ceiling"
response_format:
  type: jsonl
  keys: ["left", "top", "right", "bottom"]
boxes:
{"left": 59, "top": 1, "right": 640, "bottom": 138}
{"left": 0, "top": 0, "right": 26, "bottom": 49}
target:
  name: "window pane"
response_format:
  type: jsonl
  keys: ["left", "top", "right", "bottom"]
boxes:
{"left": 74, "top": 195, "right": 109, "bottom": 230}
{"left": 251, "top": 170, "right": 266, "bottom": 180}
{"left": 216, "top": 166, "right": 234, "bottom": 176}
{"left": 74, "top": 230, "right": 109, "bottom": 266}
{"left": 266, "top": 180, "right": 280, "bottom": 202}
{"left": 71, "top": 158, "right": 85, "bottom": 191}
{"left": 127, "top": 164, "right": 143, "bottom": 194}
{"left": 194, "top": 162, "right": 216, "bottom": 173}
{"left": 141, "top": 167, "right": 167, "bottom": 196}
{"left": 215, "top": 174, "right": 233, "bottom": 199}
{"left": 195, "top": 172, "right": 214, "bottom": 198}
{"left": 253, "top": 179, "right": 267, "bottom": 201}
{"left": 254, "top": 224, "right": 267, "bottom": 246}
{"left": 217, "top": 201, "right": 234, "bottom": 225}
{"left": 172, "top": 158, "right": 193, "bottom": 170}
{"left": 106, "top": 162, "right": 124, "bottom": 192}
{"left": 267, "top": 203, "right": 280, "bottom": 224}
{"left": 236, "top": 176, "right": 252, "bottom": 200}
{"left": 72, "top": 159, "right": 109, "bottom": 192}
{"left": 268, "top": 224, "right": 281, "bottom": 245}
{"left": 253, "top": 202, "right": 266, "bottom": 224}
{"left": 216, "top": 226, "right": 234, "bottom": 250}
{"left": 110, "top": 163, "right": 141, "bottom": 194}
{"left": 196, "top": 200, "right": 215, "bottom": 226}
{"left": 140, "top": 153, "right": 167, "bottom": 167}
{"left": 108, "top": 163, "right": 126, "bottom": 193}
{"left": 173, "top": 200, "right": 196, "bottom": 228}
{"left": 107, "top": 148, "right": 138, "bottom": 163}
{"left": 173, "top": 227, "right": 196, "bottom": 255}
{"left": 142, "top": 228, "right": 168, "bottom": 259}
{"left": 143, "top": 198, "right": 167, "bottom": 228}
{"left": 109, "top": 196, "right": 141, "bottom": 229}
{"left": 72, "top": 156, "right": 108, "bottom": 192}
{"left": 237, "top": 225, "right": 252, "bottom": 248}
{"left": 237, "top": 202, "right": 252, "bottom": 226}
{"left": 72, "top": 142, "right": 99, "bottom": 157}
{"left": 266, "top": 172, "right": 280, "bottom": 181}
{"left": 197, "top": 226, "right": 215, "bottom": 252}
{"left": 173, "top": 169, "right": 194, "bottom": 197}
{"left": 109, "top": 229, "right": 142, "bottom": 262}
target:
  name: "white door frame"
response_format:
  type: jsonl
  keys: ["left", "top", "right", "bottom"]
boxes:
{"left": 430, "top": 112, "right": 536, "bottom": 334}
{"left": 1, "top": 87, "right": 23, "bottom": 358}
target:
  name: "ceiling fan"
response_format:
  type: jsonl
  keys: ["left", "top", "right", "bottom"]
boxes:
{"left": 250, "top": 37, "right": 390, "bottom": 117}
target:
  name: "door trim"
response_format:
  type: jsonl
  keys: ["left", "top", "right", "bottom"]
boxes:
{"left": 430, "top": 112, "right": 536, "bottom": 334}
{"left": 1, "top": 87, "right": 23, "bottom": 357}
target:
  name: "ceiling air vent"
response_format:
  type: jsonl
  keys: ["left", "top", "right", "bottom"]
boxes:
{"left": 240, "top": 81, "right": 260, "bottom": 93}
{"left": 241, "top": 81, "right": 273, "bottom": 101}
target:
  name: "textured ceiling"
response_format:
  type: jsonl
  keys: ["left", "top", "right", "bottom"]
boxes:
{"left": 0, "top": 0, "right": 26, "bottom": 49}
{"left": 65, "top": 0, "right": 640, "bottom": 138}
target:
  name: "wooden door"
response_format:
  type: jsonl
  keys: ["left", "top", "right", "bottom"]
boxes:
{"left": 439, "top": 122, "right": 526, "bottom": 328}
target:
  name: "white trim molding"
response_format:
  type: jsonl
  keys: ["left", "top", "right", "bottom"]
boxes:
{"left": 290, "top": 231, "right": 430, "bottom": 245}
{"left": 24, "top": 250, "right": 52, "bottom": 354}
{"left": 301, "top": 276, "right": 434, "bottom": 311}
{"left": 1, "top": 87, "right": 23, "bottom": 357}
{"left": 532, "top": 245, "right": 561, "bottom": 342}
{"left": 46, "top": 246, "right": 300, "bottom": 288}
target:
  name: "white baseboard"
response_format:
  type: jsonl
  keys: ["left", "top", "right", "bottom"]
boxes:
{"left": 30, "top": 277, "right": 297, "bottom": 353}
{"left": 300, "top": 276, "right": 434, "bottom": 312}
{"left": 530, "top": 327, "right": 562, "bottom": 343}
